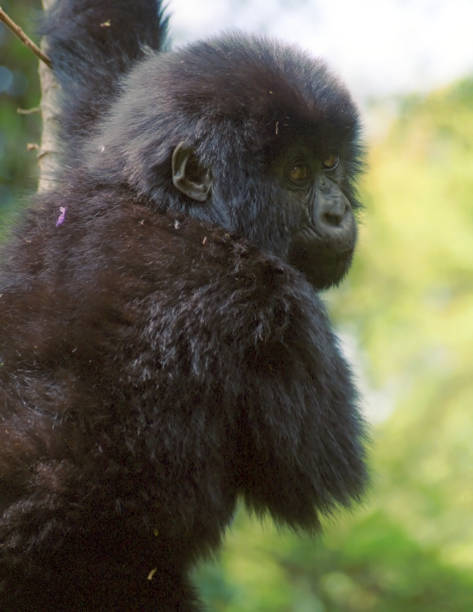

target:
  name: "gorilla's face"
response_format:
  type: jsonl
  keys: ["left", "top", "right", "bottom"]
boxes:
{"left": 170, "top": 140, "right": 358, "bottom": 290}
{"left": 273, "top": 143, "right": 357, "bottom": 289}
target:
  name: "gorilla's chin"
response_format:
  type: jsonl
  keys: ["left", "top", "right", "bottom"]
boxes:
{"left": 288, "top": 227, "right": 355, "bottom": 289}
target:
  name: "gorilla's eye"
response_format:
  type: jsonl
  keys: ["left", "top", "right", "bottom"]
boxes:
{"left": 288, "top": 164, "right": 310, "bottom": 182}
{"left": 322, "top": 154, "right": 339, "bottom": 170}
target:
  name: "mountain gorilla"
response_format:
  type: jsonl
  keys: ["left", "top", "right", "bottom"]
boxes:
{"left": 0, "top": 0, "right": 367, "bottom": 609}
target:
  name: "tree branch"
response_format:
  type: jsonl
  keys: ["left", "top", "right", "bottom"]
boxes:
{"left": 0, "top": 7, "right": 52, "bottom": 68}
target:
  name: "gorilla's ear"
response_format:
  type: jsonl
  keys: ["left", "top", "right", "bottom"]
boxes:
{"left": 172, "top": 142, "right": 211, "bottom": 202}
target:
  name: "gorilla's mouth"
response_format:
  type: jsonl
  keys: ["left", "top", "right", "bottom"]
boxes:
{"left": 294, "top": 224, "right": 354, "bottom": 256}
{"left": 288, "top": 225, "right": 354, "bottom": 289}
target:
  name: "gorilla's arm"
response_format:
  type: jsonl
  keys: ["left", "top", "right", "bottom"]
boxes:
{"left": 199, "top": 247, "right": 365, "bottom": 529}
{"left": 237, "top": 288, "right": 366, "bottom": 529}
{"left": 40, "top": 0, "right": 168, "bottom": 155}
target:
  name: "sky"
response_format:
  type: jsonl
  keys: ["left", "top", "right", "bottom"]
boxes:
{"left": 169, "top": 0, "right": 473, "bottom": 105}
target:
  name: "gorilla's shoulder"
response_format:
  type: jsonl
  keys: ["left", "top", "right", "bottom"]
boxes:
{"left": 136, "top": 208, "right": 317, "bottom": 309}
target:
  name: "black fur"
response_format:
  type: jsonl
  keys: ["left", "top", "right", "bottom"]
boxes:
{"left": 0, "top": 1, "right": 367, "bottom": 609}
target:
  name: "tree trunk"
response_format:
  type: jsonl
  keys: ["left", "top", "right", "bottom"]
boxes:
{"left": 38, "top": 0, "right": 60, "bottom": 192}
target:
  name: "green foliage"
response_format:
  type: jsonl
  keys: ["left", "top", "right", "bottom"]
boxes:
{"left": 0, "top": 0, "right": 41, "bottom": 235}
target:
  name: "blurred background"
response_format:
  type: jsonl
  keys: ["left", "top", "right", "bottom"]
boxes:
{"left": 1, "top": 1, "right": 472, "bottom": 610}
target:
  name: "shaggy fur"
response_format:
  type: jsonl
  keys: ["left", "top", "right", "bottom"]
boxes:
{"left": 0, "top": 0, "right": 367, "bottom": 609}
